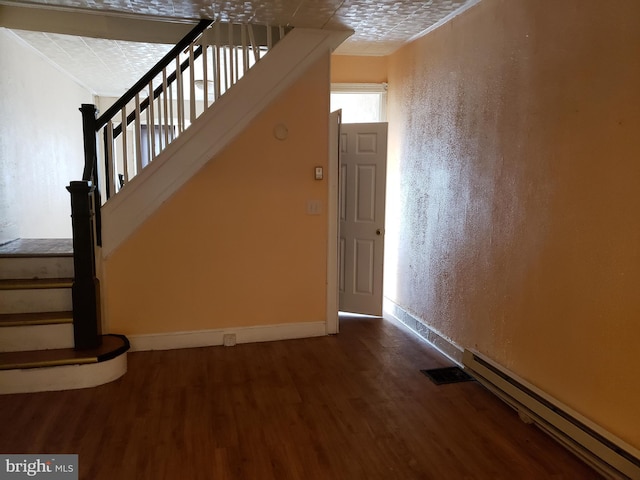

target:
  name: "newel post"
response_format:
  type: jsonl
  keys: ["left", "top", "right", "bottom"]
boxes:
{"left": 79, "top": 103, "right": 102, "bottom": 246}
{"left": 67, "top": 181, "right": 102, "bottom": 350}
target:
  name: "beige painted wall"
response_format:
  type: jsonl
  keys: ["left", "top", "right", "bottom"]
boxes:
{"left": 331, "top": 54, "right": 388, "bottom": 83}
{"left": 103, "top": 55, "right": 330, "bottom": 335}
{"left": 0, "top": 28, "right": 93, "bottom": 242}
{"left": 386, "top": 0, "right": 640, "bottom": 448}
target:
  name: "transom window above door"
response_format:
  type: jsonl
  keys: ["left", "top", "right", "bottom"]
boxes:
{"left": 330, "top": 83, "right": 387, "bottom": 123}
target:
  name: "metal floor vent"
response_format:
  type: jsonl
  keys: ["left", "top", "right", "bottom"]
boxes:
{"left": 421, "top": 367, "right": 474, "bottom": 385}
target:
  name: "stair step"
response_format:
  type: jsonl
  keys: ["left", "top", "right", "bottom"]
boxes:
{"left": 0, "top": 257, "right": 74, "bottom": 280}
{"left": 0, "top": 323, "right": 74, "bottom": 352}
{"left": 0, "top": 334, "right": 129, "bottom": 371}
{"left": 0, "top": 278, "right": 73, "bottom": 314}
{"left": 0, "top": 239, "right": 74, "bottom": 280}
{"left": 0, "top": 311, "right": 73, "bottom": 327}
{"left": 0, "top": 288, "right": 73, "bottom": 314}
{"left": 0, "top": 278, "right": 73, "bottom": 290}
{"left": 0, "top": 238, "right": 73, "bottom": 257}
{"left": 0, "top": 311, "right": 74, "bottom": 352}
{"left": 0, "top": 334, "right": 129, "bottom": 394}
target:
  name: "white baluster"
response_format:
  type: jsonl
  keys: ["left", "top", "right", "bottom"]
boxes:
{"left": 214, "top": 21, "right": 221, "bottom": 100}
{"left": 228, "top": 23, "right": 235, "bottom": 86}
{"left": 162, "top": 68, "right": 169, "bottom": 148}
{"left": 241, "top": 24, "right": 248, "bottom": 75}
{"left": 134, "top": 93, "right": 142, "bottom": 175}
{"left": 121, "top": 107, "right": 128, "bottom": 185}
{"left": 106, "top": 121, "right": 116, "bottom": 196}
{"left": 189, "top": 43, "right": 196, "bottom": 124}
{"left": 202, "top": 44, "right": 209, "bottom": 109}
{"left": 267, "top": 24, "right": 272, "bottom": 51}
{"left": 145, "top": 101, "right": 152, "bottom": 167}
{"left": 148, "top": 80, "right": 156, "bottom": 159}
{"left": 176, "top": 56, "right": 184, "bottom": 133}
{"left": 248, "top": 24, "right": 260, "bottom": 64}
{"left": 168, "top": 82, "right": 175, "bottom": 142}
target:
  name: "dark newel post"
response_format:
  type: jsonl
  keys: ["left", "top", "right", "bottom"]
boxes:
{"left": 79, "top": 104, "right": 102, "bottom": 246}
{"left": 80, "top": 104, "right": 97, "bottom": 180}
{"left": 67, "top": 181, "right": 102, "bottom": 350}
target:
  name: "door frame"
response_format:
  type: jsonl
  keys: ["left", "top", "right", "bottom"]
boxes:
{"left": 326, "top": 110, "right": 341, "bottom": 334}
{"left": 327, "top": 114, "right": 388, "bottom": 332}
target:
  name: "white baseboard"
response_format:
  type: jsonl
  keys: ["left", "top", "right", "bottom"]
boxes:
{"left": 128, "top": 321, "right": 327, "bottom": 352}
{"left": 0, "top": 354, "right": 127, "bottom": 395}
{"left": 383, "top": 298, "right": 463, "bottom": 364}
{"left": 464, "top": 350, "right": 640, "bottom": 479}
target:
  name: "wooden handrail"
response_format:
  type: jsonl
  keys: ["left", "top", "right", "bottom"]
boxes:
{"left": 95, "top": 19, "right": 212, "bottom": 130}
{"left": 90, "top": 20, "right": 289, "bottom": 201}
{"left": 112, "top": 45, "right": 204, "bottom": 139}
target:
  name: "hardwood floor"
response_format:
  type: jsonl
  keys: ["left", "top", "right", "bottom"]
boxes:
{"left": 0, "top": 314, "right": 601, "bottom": 479}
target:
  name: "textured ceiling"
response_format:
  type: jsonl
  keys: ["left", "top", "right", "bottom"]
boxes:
{"left": 11, "top": 30, "right": 175, "bottom": 96}
{"left": 3, "top": 0, "right": 479, "bottom": 95}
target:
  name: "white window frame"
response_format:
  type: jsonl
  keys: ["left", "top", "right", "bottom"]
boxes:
{"left": 330, "top": 82, "right": 388, "bottom": 122}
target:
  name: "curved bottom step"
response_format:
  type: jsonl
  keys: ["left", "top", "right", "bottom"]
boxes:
{"left": 0, "top": 334, "right": 129, "bottom": 394}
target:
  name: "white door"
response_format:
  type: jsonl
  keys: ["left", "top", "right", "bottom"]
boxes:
{"left": 338, "top": 123, "right": 388, "bottom": 316}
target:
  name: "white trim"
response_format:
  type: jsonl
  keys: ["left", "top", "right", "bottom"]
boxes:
{"left": 101, "top": 28, "right": 352, "bottom": 258}
{"left": 326, "top": 110, "right": 341, "bottom": 334}
{"left": 464, "top": 350, "right": 640, "bottom": 479}
{"left": 0, "top": 353, "right": 127, "bottom": 394}
{"left": 330, "top": 82, "right": 387, "bottom": 93}
{"left": 330, "top": 83, "right": 388, "bottom": 122}
{"left": 127, "top": 321, "right": 327, "bottom": 352}
{"left": 383, "top": 298, "right": 463, "bottom": 364}
{"left": 0, "top": 323, "right": 73, "bottom": 352}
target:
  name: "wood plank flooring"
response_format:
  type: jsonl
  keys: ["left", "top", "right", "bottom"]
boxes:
{"left": 0, "top": 314, "right": 601, "bottom": 479}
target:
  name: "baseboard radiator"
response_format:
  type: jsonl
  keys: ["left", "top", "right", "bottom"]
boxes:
{"left": 462, "top": 350, "right": 640, "bottom": 479}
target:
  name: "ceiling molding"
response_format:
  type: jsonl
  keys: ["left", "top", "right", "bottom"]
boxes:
{"left": 0, "top": 2, "right": 197, "bottom": 44}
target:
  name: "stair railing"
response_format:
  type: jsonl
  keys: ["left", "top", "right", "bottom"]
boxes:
{"left": 83, "top": 20, "right": 289, "bottom": 208}
{"left": 70, "top": 19, "right": 290, "bottom": 349}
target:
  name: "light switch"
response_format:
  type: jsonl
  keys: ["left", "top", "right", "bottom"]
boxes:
{"left": 314, "top": 167, "right": 323, "bottom": 180}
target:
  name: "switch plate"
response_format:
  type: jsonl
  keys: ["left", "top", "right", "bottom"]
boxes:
{"left": 315, "top": 167, "right": 323, "bottom": 180}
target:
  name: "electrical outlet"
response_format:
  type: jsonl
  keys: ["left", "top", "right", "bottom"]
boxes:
{"left": 223, "top": 333, "right": 236, "bottom": 347}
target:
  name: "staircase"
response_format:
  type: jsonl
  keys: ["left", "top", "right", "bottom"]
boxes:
{"left": 0, "top": 239, "right": 129, "bottom": 394}
{"left": 0, "top": 21, "right": 351, "bottom": 389}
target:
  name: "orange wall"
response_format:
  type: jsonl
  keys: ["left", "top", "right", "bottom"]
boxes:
{"left": 330, "top": 55, "right": 388, "bottom": 83}
{"left": 386, "top": 0, "right": 640, "bottom": 448}
{"left": 103, "top": 55, "right": 330, "bottom": 334}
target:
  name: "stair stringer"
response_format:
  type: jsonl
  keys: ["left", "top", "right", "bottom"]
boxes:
{"left": 101, "top": 28, "right": 352, "bottom": 258}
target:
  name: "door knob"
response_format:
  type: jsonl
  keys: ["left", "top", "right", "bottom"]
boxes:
{"left": 376, "top": 229, "right": 382, "bottom": 236}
